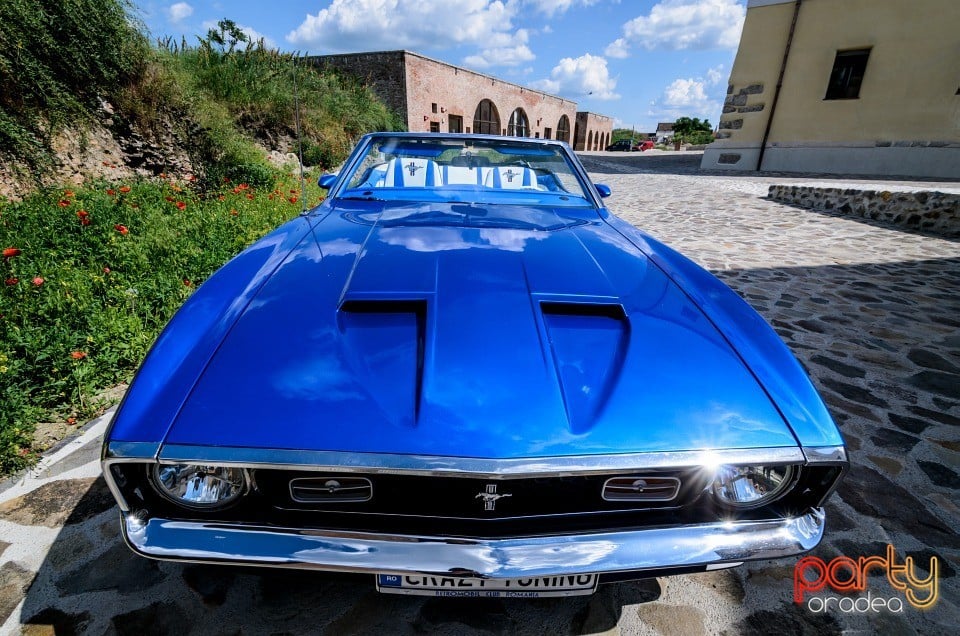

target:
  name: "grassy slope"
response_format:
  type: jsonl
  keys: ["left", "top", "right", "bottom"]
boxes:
{"left": 0, "top": 10, "right": 402, "bottom": 473}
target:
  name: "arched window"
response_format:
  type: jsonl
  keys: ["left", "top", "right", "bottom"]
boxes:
{"left": 556, "top": 115, "right": 570, "bottom": 143}
{"left": 507, "top": 108, "right": 529, "bottom": 137}
{"left": 473, "top": 99, "right": 500, "bottom": 135}
{"left": 587, "top": 130, "right": 593, "bottom": 150}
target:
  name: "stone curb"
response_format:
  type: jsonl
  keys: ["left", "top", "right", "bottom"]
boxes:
{"left": 768, "top": 185, "right": 960, "bottom": 238}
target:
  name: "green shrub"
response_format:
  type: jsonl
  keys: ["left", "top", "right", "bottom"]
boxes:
{"left": 0, "top": 175, "right": 320, "bottom": 473}
{"left": 0, "top": 0, "right": 147, "bottom": 165}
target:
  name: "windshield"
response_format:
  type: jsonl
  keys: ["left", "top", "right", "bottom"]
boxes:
{"left": 336, "top": 135, "right": 595, "bottom": 208}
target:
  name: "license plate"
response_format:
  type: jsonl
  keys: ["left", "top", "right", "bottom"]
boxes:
{"left": 376, "top": 573, "right": 598, "bottom": 598}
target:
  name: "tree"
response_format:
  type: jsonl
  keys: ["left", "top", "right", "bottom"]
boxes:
{"left": 672, "top": 117, "right": 714, "bottom": 146}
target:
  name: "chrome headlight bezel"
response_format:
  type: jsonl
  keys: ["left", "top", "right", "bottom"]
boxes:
{"left": 150, "top": 463, "right": 249, "bottom": 510}
{"left": 712, "top": 464, "right": 796, "bottom": 509}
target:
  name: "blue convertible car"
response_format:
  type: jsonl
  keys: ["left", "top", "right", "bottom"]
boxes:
{"left": 102, "top": 133, "right": 846, "bottom": 598}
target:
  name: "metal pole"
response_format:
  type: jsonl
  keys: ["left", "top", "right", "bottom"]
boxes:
{"left": 757, "top": 0, "right": 802, "bottom": 171}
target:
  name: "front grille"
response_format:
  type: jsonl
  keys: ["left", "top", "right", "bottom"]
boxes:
{"left": 602, "top": 476, "right": 680, "bottom": 502}
{"left": 290, "top": 476, "right": 372, "bottom": 503}
{"left": 254, "top": 469, "right": 706, "bottom": 521}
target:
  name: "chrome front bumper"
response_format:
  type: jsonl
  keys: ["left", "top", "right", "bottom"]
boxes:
{"left": 121, "top": 508, "right": 825, "bottom": 577}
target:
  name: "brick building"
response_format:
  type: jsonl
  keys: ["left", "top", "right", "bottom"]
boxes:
{"left": 310, "top": 50, "right": 611, "bottom": 151}
{"left": 574, "top": 112, "right": 614, "bottom": 151}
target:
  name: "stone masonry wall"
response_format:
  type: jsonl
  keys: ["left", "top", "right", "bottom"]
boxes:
{"left": 402, "top": 53, "right": 576, "bottom": 138}
{"left": 769, "top": 185, "right": 960, "bottom": 237}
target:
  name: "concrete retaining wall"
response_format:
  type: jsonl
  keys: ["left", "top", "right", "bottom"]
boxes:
{"left": 768, "top": 185, "right": 960, "bottom": 238}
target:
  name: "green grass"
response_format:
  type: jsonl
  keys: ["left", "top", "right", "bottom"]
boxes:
{"left": 0, "top": 175, "right": 321, "bottom": 473}
{"left": 0, "top": 6, "right": 405, "bottom": 473}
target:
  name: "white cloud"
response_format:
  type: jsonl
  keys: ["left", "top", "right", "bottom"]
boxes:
{"left": 464, "top": 44, "right": 535, "bottom": 69}
{"left": 166, "top": 2, "right": 193, "bottom": 23}
{"left": 706, "top": 64, "right": 725, "bottom": 86}
{"left": 287, "top": 0, "right": 523, "bottom": 54}
{"left": 530, "top": 54, "right": 619, "bottom": 100}
{"left": 604, "top": 37, "right": 630, "bottom": 59}
{"left": 463, "top": 28, "right": 535, "bottom": 68}
{"left": 648, "top": 72, "right": 723, "bottom": 123}
{"left": 202, "top": 20, "right": 278, "bottom": 49}
{"left": 663, "top": 78, "right": 709, "bottom": 108}
{"left": 525, "top": 0, "right": 598, "bottom": 16}
{"left": 607, "top": 0, "right": 745, "bottom": 55}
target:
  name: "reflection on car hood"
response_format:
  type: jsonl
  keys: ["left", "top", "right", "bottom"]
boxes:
{"left": 162, "top": 202, "right": 798, "bottom": 457}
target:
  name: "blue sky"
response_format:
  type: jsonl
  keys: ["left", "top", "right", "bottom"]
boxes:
{"left": 132, "top": 0, "right": 747, "bottom": 133}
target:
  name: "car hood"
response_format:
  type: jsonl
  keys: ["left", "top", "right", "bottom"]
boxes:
{"left": 161, "top": 202, "right": 799, "bottom": 457}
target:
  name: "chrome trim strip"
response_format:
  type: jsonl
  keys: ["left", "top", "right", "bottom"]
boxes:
{"left": 156, "top": 445, "right": 806, "bottom": 478}
{"left": 801, "top": 446, "right": 848, "bottom": 465}
{"left": 800, "top": 445, "right": 849, "bottom": 506}
{"left": 121, "top": 508, "right": 825, "bottom": 577}
{"left": 102, "top": 443, "right": 161, "bottom": 512}
{"left": 103, "top": 441, "right": 161, "bottom": 460}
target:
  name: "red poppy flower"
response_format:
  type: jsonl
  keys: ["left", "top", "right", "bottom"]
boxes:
{"left": 70, "top": 351, "right": 87, "bottom": 360}
{"left": 217, "top": 195, "right": 225, "bottom": 201}
{"left": 77, "top": 210, "right": 89, "bottom": 219}
{"left": 106, "top": 189, "right": 116, "bottom": 196}
{"left": 119, "top": 185, "right": 131, "bottom": 193}
{"left": 183, "top": 279, "right": 192, "bottom": 287}
{"left": 222, "top": 177, "right": 231, "bottom": 184}
{"left": 246, "top": 193, "right": 254, "bottom": 200}
{"left": 159, "top": 172, "right": 167, "bottom": 179}
{"left": 164, "top": 195, "right": 175, "bottom": 202}
{"left": 288, "top": 196, "right": 298, "bottom": 204}
{"left": 80, "top": 218, "right": 91, "bottom": 226}
{"left": 176, "top": 201, "right": 186, "bottom": 210}
{"left": 58, "top": 199, "right": 70, "bottom": 207}
{"left": 187, "top": 174, "right": 196, "bottom": 182}
{"left": 4, "top": 277, "right": 17, "bottom": 286}
{"left": 32, "top": 277, "right": 44, "bottom": 286}
{"left": 64, "top": 190, "right": 75, "bottom": 198}
{"left": 230, "top": 209, "right": 238, "bottom": 216}
{"left": 66, "top": 417, "right": 77, "bottom": 425}
{"left": 103, "top": 267, "right": 111, "bottom": 274}
{"left": 3, "top": 247, "right": 21, "bottom": 259}
{"left": 114, "top": 224, "right": 129, "bottom": 235}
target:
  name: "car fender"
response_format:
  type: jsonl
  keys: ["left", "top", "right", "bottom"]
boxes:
{"left": 103, "top": 214, "right": 320, "bottom": 450}
{"left": 605, "top": 215, "right": 843, "bottom": 448}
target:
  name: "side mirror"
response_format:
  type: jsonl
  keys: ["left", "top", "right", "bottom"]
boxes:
{"left": 595, "top": 183, "right": 612, "bottom": 198}
{"left": 317, "top": 174, "right": 337, "bottom": 189}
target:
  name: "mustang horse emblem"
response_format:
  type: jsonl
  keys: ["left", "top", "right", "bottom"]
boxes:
{"left": 476, "top": 484, "right": 512, "bottom": 511}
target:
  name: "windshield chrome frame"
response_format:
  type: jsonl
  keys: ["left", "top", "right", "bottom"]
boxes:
{"left": 325, "top": 133, "right": 605, "bottom": 209}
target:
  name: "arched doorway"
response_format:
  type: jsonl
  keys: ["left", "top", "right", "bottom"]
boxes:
{"left": 507, "top": 108, "right": 529, "bottom": 137}
{"left": 473, "top": 99, "right": 500, "bottom": 135}
{"left": 557, "top": 115, "right": 570, "bottom": 143}
{"left": 587, "top": 130, "right": 593, "bottom": 151}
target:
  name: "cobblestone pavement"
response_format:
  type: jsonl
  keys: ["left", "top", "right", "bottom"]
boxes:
{"left": 1, "top": 153, "right": 958, "bottom": 635}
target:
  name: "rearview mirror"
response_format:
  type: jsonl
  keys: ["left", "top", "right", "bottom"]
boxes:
{"left": 595, "top": 184, "right": 611, "bottom": 198}
{"left": 317, "top": 174, "right": 337, "bottom": 189}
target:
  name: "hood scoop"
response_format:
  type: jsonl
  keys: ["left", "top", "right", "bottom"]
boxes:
{"left": 338, "top": 299, "right": 426, "bottom": 426}
{"left": 541, "top": 302, "right": 629, "bottom": 435}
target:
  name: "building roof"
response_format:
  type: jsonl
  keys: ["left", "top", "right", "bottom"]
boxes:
{"left": 656, "top": 122, "right": 674, "bottom": 132}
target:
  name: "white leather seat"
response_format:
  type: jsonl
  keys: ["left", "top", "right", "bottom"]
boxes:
{"left": 383, "top": 158, "right": 442, "bottom": 187}
{"left": 484, "top": 166, "right": 540, "bottom": 189}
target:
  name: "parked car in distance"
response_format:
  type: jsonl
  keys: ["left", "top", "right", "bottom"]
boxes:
{"left": 102, "top": 132, "right": 847, "bottom": 599}
{"left": 605, "top": 139, "right": 635, "bottom": 151}
{"left": 636, "top": 140, "right": 655, "bottom": 151}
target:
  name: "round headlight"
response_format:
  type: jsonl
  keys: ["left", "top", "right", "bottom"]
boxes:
{"left": 712, "top": 465, "right": 794, "bottom": 509}
{"left": 151, "top": 464, "right": 248, "bottom": 509}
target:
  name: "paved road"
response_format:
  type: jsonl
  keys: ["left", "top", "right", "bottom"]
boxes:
{"left": 2, "top": 154, "right": 958, "bottom": 634}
